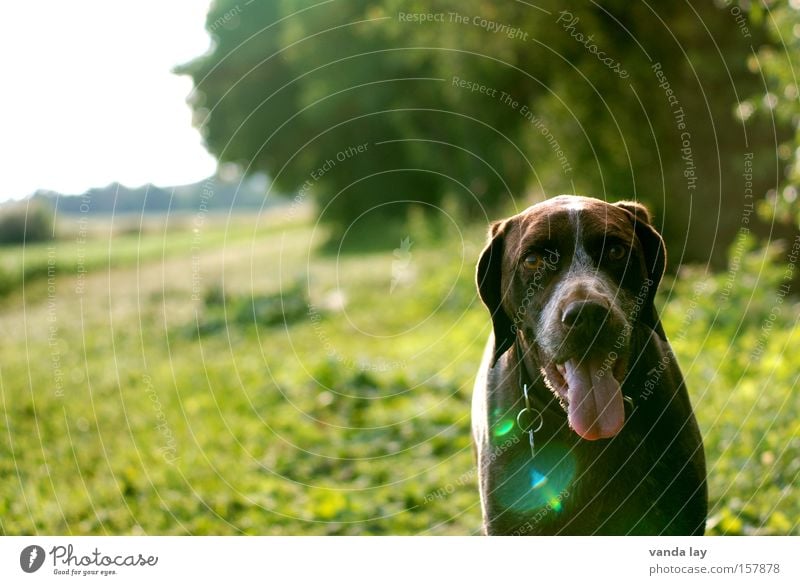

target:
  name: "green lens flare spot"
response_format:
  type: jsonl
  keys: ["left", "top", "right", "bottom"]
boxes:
{"left": 530, "top": 469, "right": 549, "bottom": 489}
{"left": 493, "top": 419, "right": 515, "bottom": 437}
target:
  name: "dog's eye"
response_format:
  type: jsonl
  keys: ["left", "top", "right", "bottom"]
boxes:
{"left": 607, "top": 244, "right": 627, "bottom": 261}
{"left": 523, "top": 253, "right": 544, "bottom": 270}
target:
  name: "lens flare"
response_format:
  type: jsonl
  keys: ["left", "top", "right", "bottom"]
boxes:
{"left": 493, "top": 419, "right": 515, "bottom": 437}
{"left": 530, "top": 468, "right": 549, "bottom": 489}
{"left": 496, "top": 442, "right": 575, "bottom": 514}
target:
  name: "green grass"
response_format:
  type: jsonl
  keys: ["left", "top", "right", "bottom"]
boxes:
{"left": 0, "top": 213, "right": 797, "bottom": 535}
{"left": 0, "top": 211, "right": 305, "bottom": 298}
{"left": 660, "top": 240, "right": 800, "bottom": 535}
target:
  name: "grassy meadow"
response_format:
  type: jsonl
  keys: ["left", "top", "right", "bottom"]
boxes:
{"left": 0, "top": 207, "right": 797, "bottom": 535}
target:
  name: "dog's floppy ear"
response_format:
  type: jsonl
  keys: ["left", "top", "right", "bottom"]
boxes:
{"left": 615, "top": 201, "right": 667, "bottom": 338}
{"left": 476, "top": 220, "right": 515, "bottom": 366}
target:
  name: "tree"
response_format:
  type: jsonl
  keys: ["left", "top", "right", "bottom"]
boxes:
{"left": 178, "top": 0, "right": 788, "bottom": 263}
{"left": 0, "top": 200, "right": 55, "bottom": 245}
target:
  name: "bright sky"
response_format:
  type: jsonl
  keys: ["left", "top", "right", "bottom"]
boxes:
{"left": 0, "top": 0, "right": 217, "bottom": 202}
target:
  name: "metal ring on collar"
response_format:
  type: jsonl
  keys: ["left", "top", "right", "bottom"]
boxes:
{"left": 516, "top": 407, "right": 544, "bottom": 434}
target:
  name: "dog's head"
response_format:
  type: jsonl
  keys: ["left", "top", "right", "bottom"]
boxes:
{"left": 476, "top": 195, "right": 666, "bottom": 440}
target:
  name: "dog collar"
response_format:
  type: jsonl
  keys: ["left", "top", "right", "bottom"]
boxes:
{"left": 512, "top": 338, "right": 554, "bottom": 460}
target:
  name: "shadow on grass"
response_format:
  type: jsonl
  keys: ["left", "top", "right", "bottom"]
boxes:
{"left": 317, "top": 207, "right": 459, "bottom": 256}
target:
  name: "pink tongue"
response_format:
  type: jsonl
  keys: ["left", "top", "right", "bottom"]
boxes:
{"left": 563, "top": 358, "right": 624, "bottom": 440}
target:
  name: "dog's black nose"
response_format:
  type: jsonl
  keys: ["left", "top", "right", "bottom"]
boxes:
{"left": 561, "top": 300, "right": 610, "bottom": 329}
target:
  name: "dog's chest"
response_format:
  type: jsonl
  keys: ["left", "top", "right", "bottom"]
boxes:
{"left": 483, "top": 422, "right": 673, "bottom": 534}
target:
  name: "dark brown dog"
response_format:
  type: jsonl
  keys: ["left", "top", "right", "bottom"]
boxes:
{"left": 472, "top": 195, "right": 707, "bottom": 535}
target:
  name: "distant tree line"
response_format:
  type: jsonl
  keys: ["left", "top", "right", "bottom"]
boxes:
{"left": 0, "top": 173, "right": 277, "bottom": 245}
{"left": 30, "top": 172, "right": 273, "bottom": 216}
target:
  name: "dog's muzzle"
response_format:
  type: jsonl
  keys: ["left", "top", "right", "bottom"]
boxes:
{"left": 539, "top": 290, "right": 631, "bottom": 441}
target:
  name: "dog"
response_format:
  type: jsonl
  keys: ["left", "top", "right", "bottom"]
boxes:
{"left": 472, "top": 195, "right": 707, "bottom": 535}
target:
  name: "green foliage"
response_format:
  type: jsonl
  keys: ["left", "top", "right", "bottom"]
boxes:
{"left": 184, "top": 281, "right": 309, "bottom": 338}
{"left": 177, "top": 1, "right": 784, "bottom": 263}
{"left": 0, "top": 199, "right": 55, "bottom": 246}
{"left": 749, "top": 0, "right": 800, "bottom": 227}
{"left": 661, "top": 232, "right": 800, "bottom": 535}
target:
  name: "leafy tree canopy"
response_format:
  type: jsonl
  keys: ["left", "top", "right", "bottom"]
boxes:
{"left": 178, "top": 0, "right": 790, "bottom": 264}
